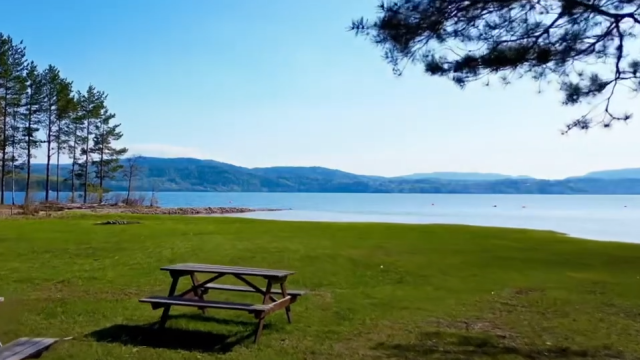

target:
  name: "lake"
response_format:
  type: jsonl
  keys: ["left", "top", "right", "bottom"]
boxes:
{"left": 3, "top": 192, "right": 640, "bottom": 243}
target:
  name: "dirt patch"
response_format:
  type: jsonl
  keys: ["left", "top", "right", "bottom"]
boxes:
{"left": 311, "top": 290, "right": 333, "bottom": 303}
{"left": 424, "top": 318, "right": 517, "bottom": 340}
{"left": 372, "top": 329, "right": 623, "bottom": 360}
{"left": 511, "top": 287, "right": 546, "bottom": 297}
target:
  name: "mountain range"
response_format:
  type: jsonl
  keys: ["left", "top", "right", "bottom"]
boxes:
{"left": 13, "top": 157, "right": 640, "bottom": 194}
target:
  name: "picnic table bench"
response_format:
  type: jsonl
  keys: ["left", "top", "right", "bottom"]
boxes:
{"left": 0, "top": 298, "right": 59, "bottom": 360}
{"left": 139, "top": 263, "right": 306, "bottom": 343}
{"left": 0, "top": 339, "right": 59, "bottom": 360}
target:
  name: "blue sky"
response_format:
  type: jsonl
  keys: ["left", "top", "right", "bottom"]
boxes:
{"left": 3, "top": 0, "right": 639, "bottom": 179}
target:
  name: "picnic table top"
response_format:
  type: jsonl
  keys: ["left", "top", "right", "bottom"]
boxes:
{"left": 161, "top": 263, "right": 295, "bottom": 278}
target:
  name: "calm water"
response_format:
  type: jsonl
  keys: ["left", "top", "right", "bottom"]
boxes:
{"left": 4, "top": 192, "right": 640, "bottom": 243}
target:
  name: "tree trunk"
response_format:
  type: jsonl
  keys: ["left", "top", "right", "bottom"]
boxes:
{"left": 0, "top": 100, "right": 8, "bottom": 205}
{"left": 44, "top": 113, "right": 53, "bottom": 202}
{"left": 83, "top": 120, "right": 90, "bottom": 203}
{"left": 55, "top": 121, "right": 62, "bottom": 202}
{"left": 24, "top": 115, "right": 33, "bottom": 205}
{"left": 70, "top": 159, "right": 76, "bottom": 203}
{"left": 10, "top": 169, "right": 15, "bottom": 205}
{"left": 55, "top": 150, "right": 60, "bottom": 202}
{"left": 45, "top": 145, "right": 51, "bottom": 202}
{"left": 70, "top": 125, "right": 79, "bottom": 203}
{"left": 98, "top": 128, "right": 105, "bottom": 203}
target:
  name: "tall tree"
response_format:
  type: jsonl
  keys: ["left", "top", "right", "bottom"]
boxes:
{"left": 20, "top": 62, "right": 44, "bottom": 203}
{"left": 54, "top": 78, "right": 75, "bottom": 202}
{"left": 40, "top": 65, "right": 62, "bottom": 202}
{"left": 76, "top": 85, "right": 105, "bottom": 203}
{"left": 0, "top": 33, "right": 27, "bottom": 204}
{"left": 90, "top": 106, "right": 128, "bottom": 202}
{"left": 6, "top": 105, "right": 25, "bottom": 204}
{"left": 351, "top": 0, "right": 640, "bottom": 131}
{"left": 67, "top": 91, "right": 86, "bottom": 203}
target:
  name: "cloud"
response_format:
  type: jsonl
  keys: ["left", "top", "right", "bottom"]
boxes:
{"left": 125, "top": 143, "right": 209, "bottom": 159}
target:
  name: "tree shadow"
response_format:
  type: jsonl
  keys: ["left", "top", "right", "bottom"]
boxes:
{"left": 373, "top": 331, "right": 623, "bottom": 359}
{"left": 86, "top": 315, "right": 272, "bottom": 354}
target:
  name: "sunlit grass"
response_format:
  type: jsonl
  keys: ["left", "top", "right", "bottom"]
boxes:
{"left": 1, "top": 214, "right": 640, "bottom": 359}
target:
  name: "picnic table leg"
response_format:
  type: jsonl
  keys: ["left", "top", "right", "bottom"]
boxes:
{"left": 254, "top": 280, "right": 273, "bottom": 344}
{"left": 190, "top": 273, "right": 207, "bottom": 314}
{"left": 280, "top": 283, "right": 292, "bottom": 324}
{"left": 158, "top": 274, "right": 180, "bottom": 329}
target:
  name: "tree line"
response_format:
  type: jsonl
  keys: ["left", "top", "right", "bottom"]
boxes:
{"left": 0, "top": 32, "right": 127, "bottom": 204}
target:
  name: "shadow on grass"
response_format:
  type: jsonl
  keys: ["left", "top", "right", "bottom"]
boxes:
{"left": 373, "top": 331, "right": 623, "bottom": 359}
{"left": 86, "top": 315, "right": 271, "bottom": 354}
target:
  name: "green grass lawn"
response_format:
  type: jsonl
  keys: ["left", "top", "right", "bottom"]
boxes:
{"left": 2, "top": 215, "right": 640, "bottom": 359}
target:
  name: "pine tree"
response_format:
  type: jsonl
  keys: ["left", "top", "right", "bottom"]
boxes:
{"left": 67, "top": 92, "right": 84, "bottom": 203}
{"left": 40, "top": 64, "right": 61, "bottom": 202}
{"left": 91, "top": 107, "right": 127, "bottom": 202}
{"left": 353, "top": 0, "right": 640, "bottom": 130}
{"left": 75, "top": 85, "right": 105, "bottom": 203}
{"left": 54, "top": 78, "right": 74, "bottom": 202}
{"left": 20, "top": 62, "right": 44, "bottom": 203}
{"left": 0, "top": 33, "right": 27, "bottom": 204}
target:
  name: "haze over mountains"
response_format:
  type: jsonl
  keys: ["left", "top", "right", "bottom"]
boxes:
{"left": 16, "top": 156, "right": 640, "bottom": 194}
{"left": 396, "top": 172, "right": 535, "bottom": 181}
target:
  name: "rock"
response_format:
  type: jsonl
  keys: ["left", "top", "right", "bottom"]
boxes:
{"left": 95, "top": 220, "right": 142, "bottom": 225}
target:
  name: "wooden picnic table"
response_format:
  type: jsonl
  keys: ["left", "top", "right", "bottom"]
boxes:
{"left": 139, "top": 263, "right": 305, "bottom": 344}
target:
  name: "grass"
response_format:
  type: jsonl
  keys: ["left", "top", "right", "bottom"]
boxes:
{"left": 2, "top": 214, "right": 640, "bottom": 359}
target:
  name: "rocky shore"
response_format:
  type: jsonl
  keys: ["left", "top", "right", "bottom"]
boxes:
{"left": 116, "top": 206, "right": 285, "bottom": 215}
{"left": 0, "top": 203, "right": 287, "bottom": 217}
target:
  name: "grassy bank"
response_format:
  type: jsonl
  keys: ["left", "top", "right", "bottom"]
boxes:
{"left": 1, "top": 215, "right": 640, "bottom": 359}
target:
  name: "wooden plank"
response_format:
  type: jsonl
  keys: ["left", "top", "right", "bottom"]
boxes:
{"left": 264, "top": 296, "right": 293, "bottom": 316}
{"left": 232, "top": 275, "right": 279, "bottom": 303}
{"left": 204, "top": 284, "right": 306, "bottom": 297}
{"left": 0, "top": 338, "right": 58, "bottom": 360}
{"left": 161, "top": 264, "right": 294, "bottom": 277}
{"left": 280, "top": 282, "right": 293, "bottom": 323}
{"left": 157, "top": 276, "right": 180, "bottom": 327}
{"left": 254, "top": 280, "right": 273, "bottom": 344}
{"left": 164, "top": 264, "right": 293, "bottom": 277}
{"left": 176, "top": 273, "right": 225, "bottom": 298}
{"left": 139, "top": 296, "right": 270, "bottom": 312}
{"left": 190, "top": 273, "right": 207, "bottom": 314}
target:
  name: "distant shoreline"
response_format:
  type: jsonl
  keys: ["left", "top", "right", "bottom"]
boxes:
{"left": 5, "top": 190, "right": 640, "bottom": 195}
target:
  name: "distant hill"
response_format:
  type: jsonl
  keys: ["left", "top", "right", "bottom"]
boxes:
{"left": 396, "top": 172, "right": 534, "bottom": 181}
{"left": 574, "top": 168, "right": 640, "bottom": 180}
{"left": 17, "top": 157, "right": 640, "bottom": 194}
{"left": 251, "top": 166, "right": 384, "bottom": 182}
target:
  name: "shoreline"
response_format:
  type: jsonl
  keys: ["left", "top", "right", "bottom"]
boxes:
{"left": 0, "top": 203, "right": 287, "bottom": 216}
{"left": 96, "top": 206, "right": 287, "bottom": 215}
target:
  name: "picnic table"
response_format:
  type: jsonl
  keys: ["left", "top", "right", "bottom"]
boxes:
{"left": 139, "top": 263, "right": 305, "bottom": 343}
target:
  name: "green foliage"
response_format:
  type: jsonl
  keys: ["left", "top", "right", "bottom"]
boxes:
{"left": 90, "top": 108, "right": 127, "bottom": 190}
{"left": 0, "top": 32, "right": 127, "bottom": 205}
{"left": 351, "top": 0, "right": 640, "bottom": 131}
{"left": 2, "top": 216, "right": 640, "bottom": 359}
